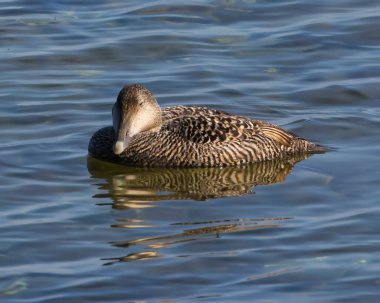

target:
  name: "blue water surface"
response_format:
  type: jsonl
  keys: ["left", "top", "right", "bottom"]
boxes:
{"left": 1, "top": 0, "right": 380, "bottom": 302}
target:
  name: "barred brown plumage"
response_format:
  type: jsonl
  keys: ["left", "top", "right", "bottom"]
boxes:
{"left": 88, "top": 84, "right": 326, "bottom": 167}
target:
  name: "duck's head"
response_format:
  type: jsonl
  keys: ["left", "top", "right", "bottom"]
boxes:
{"left": 112, "top": 84, "right": 162, "bottom": 155}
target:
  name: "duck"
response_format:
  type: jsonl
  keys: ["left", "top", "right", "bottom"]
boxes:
{"left": 88, "top": 84, "right": 325, "bottom": 167}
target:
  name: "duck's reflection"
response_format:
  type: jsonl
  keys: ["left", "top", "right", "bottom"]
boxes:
{"left": 87, "top": 154, "right": 310, "bottom": 207}
{"left": 101, "top": 217, "right": 291, "bottom": 266}
{"left": 87, "top": 155, "right": 311, "bottom": 265}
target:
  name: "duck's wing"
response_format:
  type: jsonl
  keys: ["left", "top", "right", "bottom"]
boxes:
{"left": 256, "top": 122, "right": 297, "bottom": 147}
{"left": 162, "top": 106, "right": 296, "bottom": 146}
{"left": 162, "top": 106, "right": 215, "bottom": 120}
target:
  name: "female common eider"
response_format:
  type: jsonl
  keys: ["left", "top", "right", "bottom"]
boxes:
{"left": 88, "top": 84, "right": 325, "bottom": 167}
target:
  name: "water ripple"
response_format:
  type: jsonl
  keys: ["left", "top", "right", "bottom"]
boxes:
{"left": 1, "top": 0, "right": 380, "bottom": 302}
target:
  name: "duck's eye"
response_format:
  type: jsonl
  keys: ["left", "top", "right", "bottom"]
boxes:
{"left": 139, "top": 101, "right": 144, "bottom": 106}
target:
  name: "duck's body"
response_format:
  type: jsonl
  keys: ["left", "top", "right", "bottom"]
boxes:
{"left": 88, "top": 84, "right": 325, "bottom": 167}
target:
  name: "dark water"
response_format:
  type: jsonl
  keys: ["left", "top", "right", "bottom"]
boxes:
{"left": 1, "top": 0, "right": 380, "bottom": 302}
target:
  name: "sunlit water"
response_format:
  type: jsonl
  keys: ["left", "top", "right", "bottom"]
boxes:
{"left": 1, "top": 0, "right": 380, "bottom": 302}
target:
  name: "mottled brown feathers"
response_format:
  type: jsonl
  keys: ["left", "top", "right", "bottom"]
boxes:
{"left": 88, "top": 85, "right": 325, "bottom": 167}
{"left": 166, "top": 112, "right": 254, "bottom": 144}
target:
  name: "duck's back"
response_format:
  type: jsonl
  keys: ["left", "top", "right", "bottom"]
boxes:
{"left": 88, "top": 106, "right": 324, "bottom": 167}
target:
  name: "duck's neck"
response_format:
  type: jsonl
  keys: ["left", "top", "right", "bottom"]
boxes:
{"left": 147, "top": 108, "right": 162, "bottom": 133}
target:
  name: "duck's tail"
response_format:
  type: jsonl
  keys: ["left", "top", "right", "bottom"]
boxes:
{"left": 304, "top": 140, "right": 327, "bottom": 153}
{"left": 291, "top": 136, "right": 327, "bottom": 154}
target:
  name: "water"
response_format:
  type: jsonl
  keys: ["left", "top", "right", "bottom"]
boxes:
{"left": 1, "top": 0, "right": 380, "bottom": 302}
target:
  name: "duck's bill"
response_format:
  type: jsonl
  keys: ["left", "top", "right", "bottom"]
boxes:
{"left": 113, "top": 135, "right": 131, "bottom": 155}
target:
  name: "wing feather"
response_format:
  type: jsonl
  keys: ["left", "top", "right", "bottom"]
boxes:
{"left": 162, "top": 106, "right": 260, "bottom": 144}
{"left": 162, "top": 106, "right": 297, "bottom": 147}
{"left": 259, "top": 124, "right": 294, "bottom": 147}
